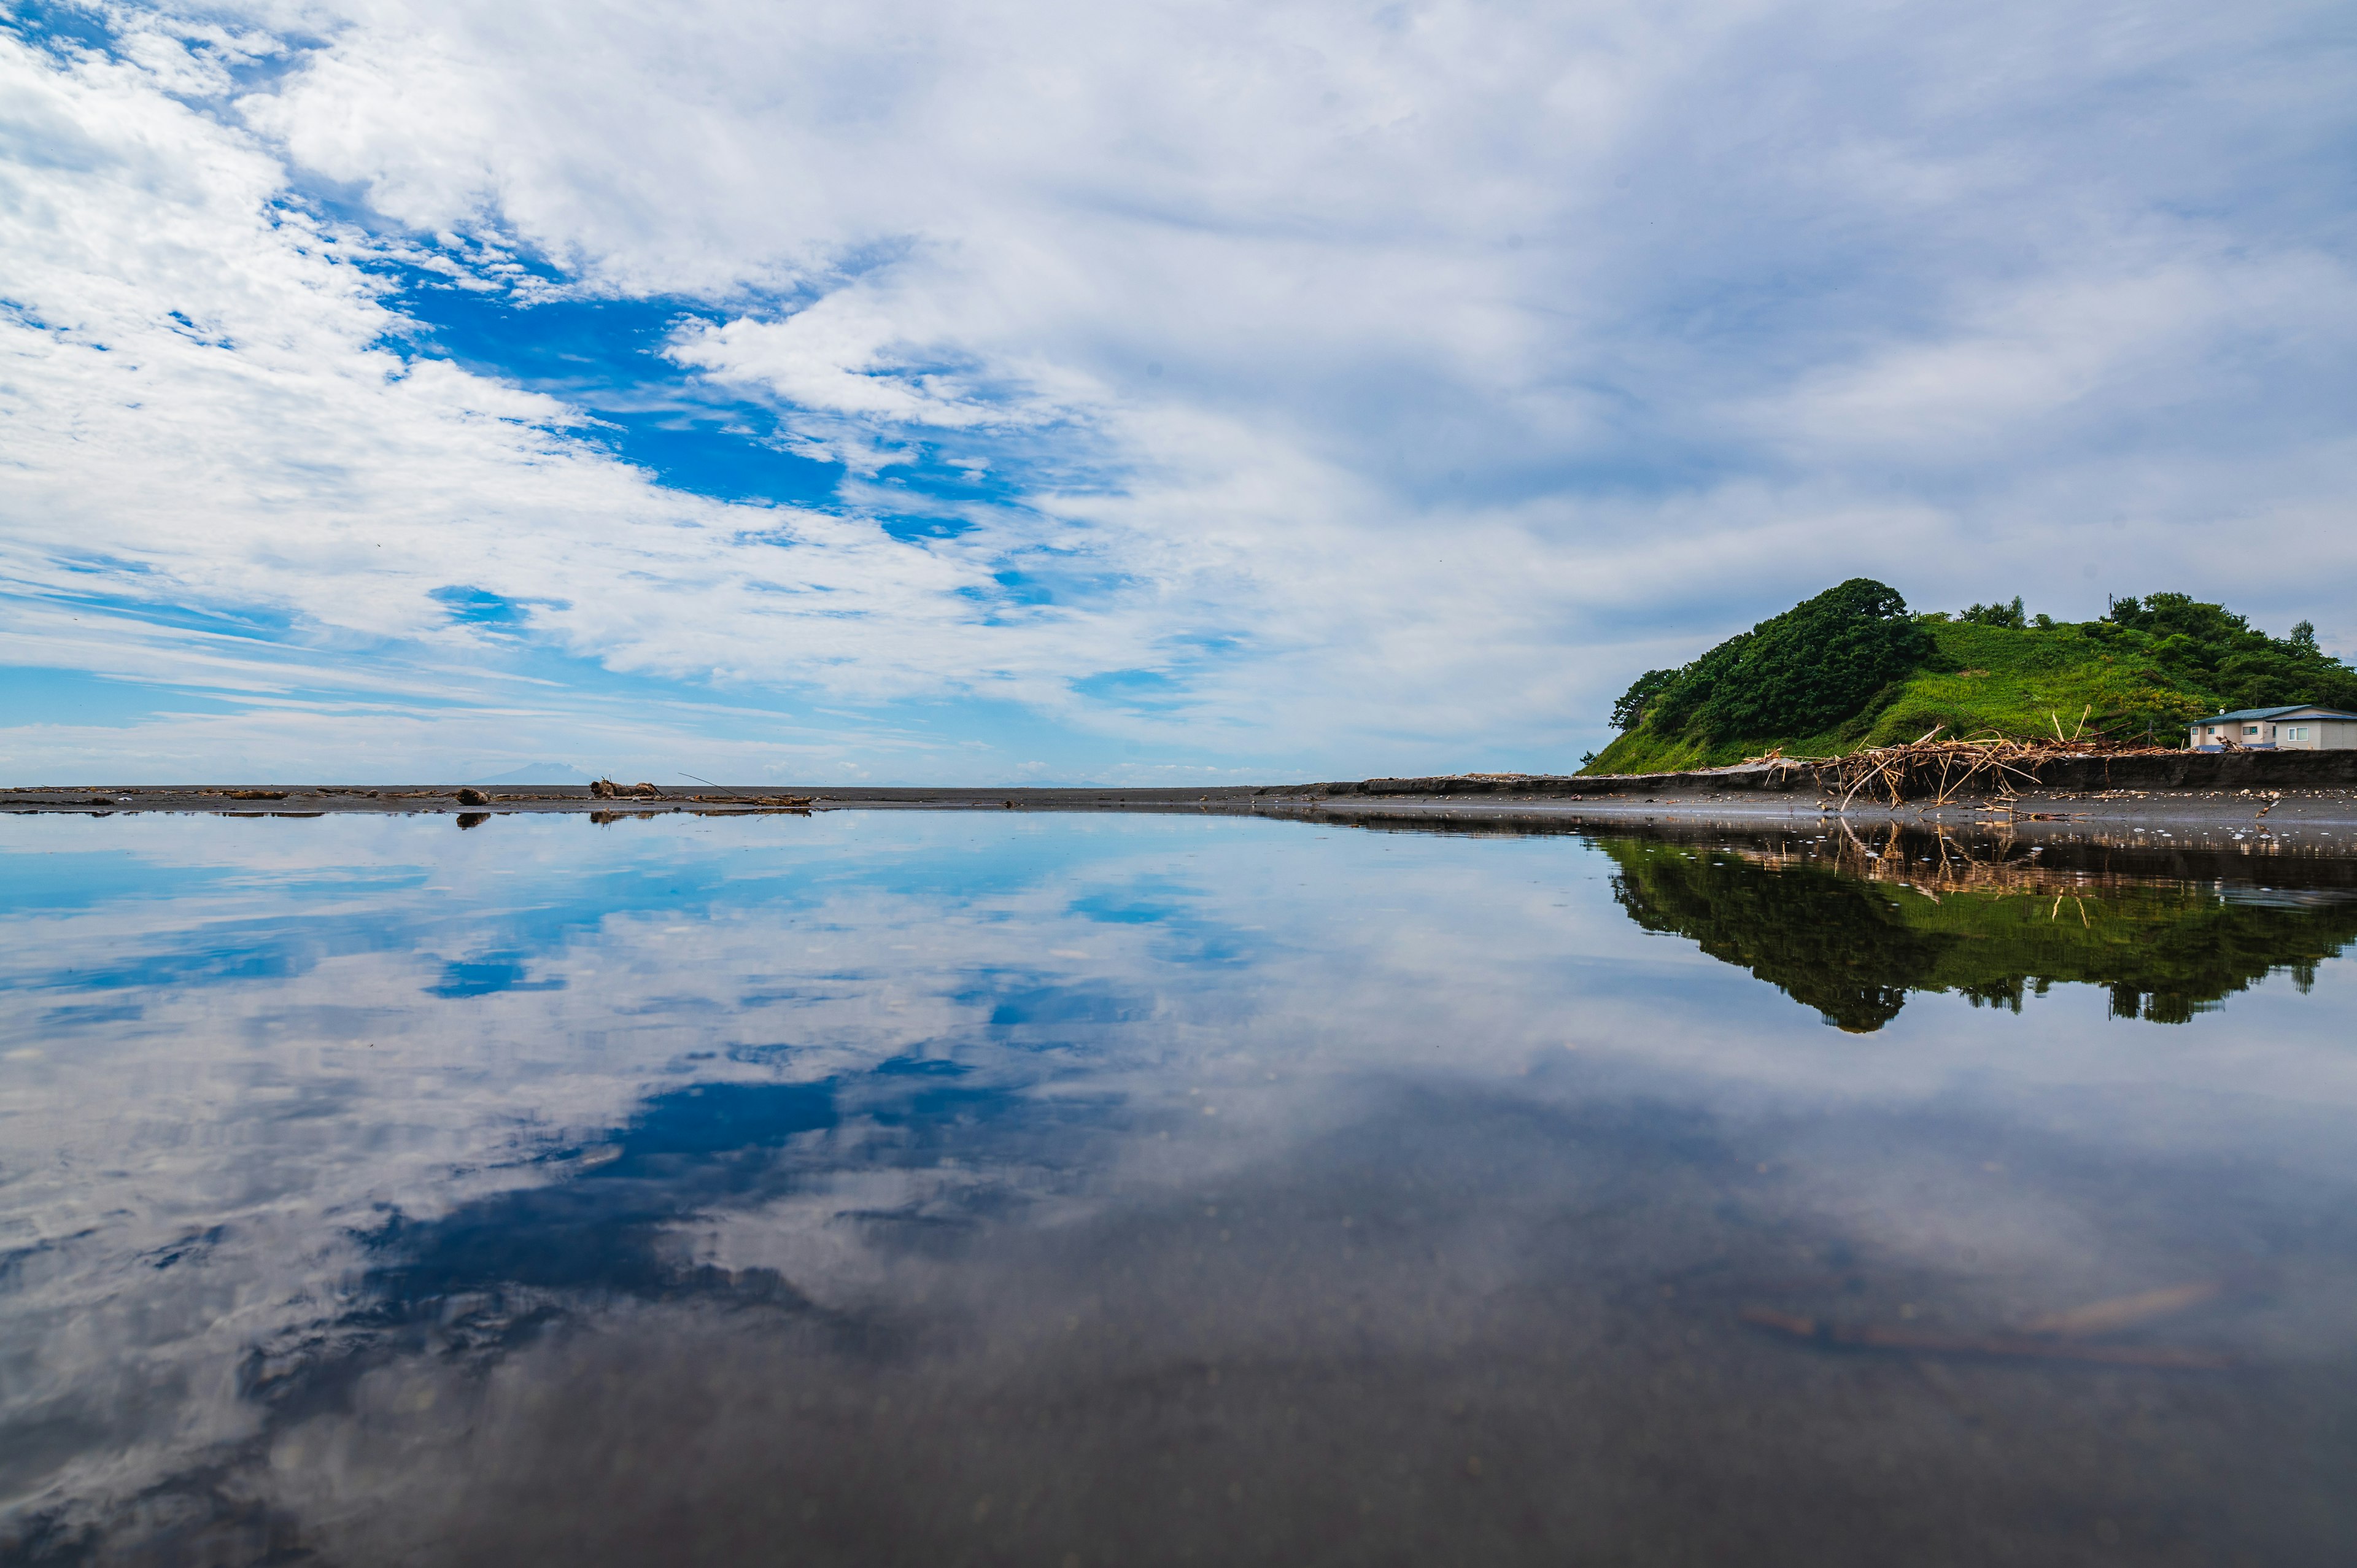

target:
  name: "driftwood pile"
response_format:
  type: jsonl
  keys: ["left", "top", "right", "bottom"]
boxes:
{"left": 1782, "top": 713, "right": 2185, "bottom": 807}
{"left": 589, "top": 778, "right": 813, "bottom": 810}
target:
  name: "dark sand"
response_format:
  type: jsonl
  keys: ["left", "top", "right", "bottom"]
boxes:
{"left": 9, "top": 776, "right": 2357, "bottom": 855}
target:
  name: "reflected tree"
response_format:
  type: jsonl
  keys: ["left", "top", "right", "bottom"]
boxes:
{"left": 1604, "top": 840, "right": 2357, "bottom": 1032}
{"left": 1609, "top": 846, "right": 1940, "bottom": 1031}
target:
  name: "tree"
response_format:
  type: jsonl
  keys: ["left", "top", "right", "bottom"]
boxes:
{"left": 1644, "top": 579, "right": 1932, "bottom": 743}
{"left": 1610, "top": 668, "right": 1679, "bottom": 731}
{"left": 1958, "top": 596, "right": 2026, "bottom": 628}
{"left": 2107, "top": 594, "right": 2357, "bottom": 709}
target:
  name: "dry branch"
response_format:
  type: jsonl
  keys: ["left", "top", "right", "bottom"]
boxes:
{"left": 1815, "top": 732, "right": 2181, "bottom": 808}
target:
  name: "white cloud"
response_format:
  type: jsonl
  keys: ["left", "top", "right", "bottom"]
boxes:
{"left": 4, "top": 0, "right": 2356, "bottom": 778}
{"left": 666, "top": 293, "right": 1034, "bottom": 431}
{"left": 0, "top": 23, "right": 1175, "bottom": 722}
{"left": 1759, "top": 253, "right": 2357, "bottom": 469}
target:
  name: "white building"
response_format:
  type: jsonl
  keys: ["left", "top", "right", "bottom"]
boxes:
{"left": 2188, "top": 705, "right": 2357, "bottom": 751}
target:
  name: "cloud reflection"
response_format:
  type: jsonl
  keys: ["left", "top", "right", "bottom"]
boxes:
{"left": 4, "top": 813, "right": 2357, "bottom": 1561}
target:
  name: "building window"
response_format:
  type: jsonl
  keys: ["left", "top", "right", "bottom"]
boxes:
{"left": 2245, "top": 725, "right": 2261, "bottom": 735}
{"left": 2288, "top": 727, "right": 2309, "bottom": 741}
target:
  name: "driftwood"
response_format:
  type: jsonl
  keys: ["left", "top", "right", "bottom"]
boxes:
{"left": 587, "top": 781, "right": 812, "bottom": 812}
{"left": 1811, "top": 715, "right": 2186, "bottom": 809}
{"left": 1707, "top": 818, "right": 2259, "bottom": 914}
{"left": 2017, "top": 1280, "right": 2223, "bottom": 1338}
{"left": 1740, "top": 1272, "right": 2246, "bottom": 1370}
{"left": 1738, "top": 1307, "right": 2231, "bottom": 1369}
{"left": 1728, "top": 708, "right": 2191, "bottom": 809}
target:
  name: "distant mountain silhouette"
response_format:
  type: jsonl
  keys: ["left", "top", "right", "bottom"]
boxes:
{"left": 473, "top": 763, "right": 594, "bottom": 785}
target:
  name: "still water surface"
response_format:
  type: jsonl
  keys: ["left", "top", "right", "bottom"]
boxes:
{"left": 3, "top": 811, "right": 2355, "bottom": 1565}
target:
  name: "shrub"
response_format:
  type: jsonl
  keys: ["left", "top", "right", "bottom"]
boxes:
{"left": 1958, "top": 597, "right": 2026, "bottom": 628}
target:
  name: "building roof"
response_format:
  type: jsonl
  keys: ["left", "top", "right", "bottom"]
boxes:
{"left": 2191, "top": 705, "right": 2357, "bottom": 725}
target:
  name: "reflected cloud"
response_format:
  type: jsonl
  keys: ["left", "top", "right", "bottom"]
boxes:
{"left": 4, "top": 813, "right": 2357, "bottom": 1561}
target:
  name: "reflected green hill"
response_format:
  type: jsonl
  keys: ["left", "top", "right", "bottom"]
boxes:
{"left": 1603, "top": 839, "right": 2357, "bottom": 1032}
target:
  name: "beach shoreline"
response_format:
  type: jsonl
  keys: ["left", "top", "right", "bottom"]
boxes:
{"left": 8, "top": 773, "right": 2357, "bottom": 847}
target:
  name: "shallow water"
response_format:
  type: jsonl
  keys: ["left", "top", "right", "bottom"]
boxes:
{"left": 3, "top": 811, "right": 2355, "bottom": 1566}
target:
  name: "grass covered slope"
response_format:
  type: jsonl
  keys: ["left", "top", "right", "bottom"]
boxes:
{"left": 1866, "top": 619, "right": 2207, "bottom": 748}
{"left": 1585, "top": 585, "right": 2357, "bottom": 774}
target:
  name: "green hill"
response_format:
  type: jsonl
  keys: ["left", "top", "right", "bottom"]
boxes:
{"left": 1584, "top": 581, "right": 2357, "bottom": 774}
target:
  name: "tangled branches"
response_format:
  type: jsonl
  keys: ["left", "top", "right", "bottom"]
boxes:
{"left": 1815, "top": 713, "right": 2181, "bottom": 808}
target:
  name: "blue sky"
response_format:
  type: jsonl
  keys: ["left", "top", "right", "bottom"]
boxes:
{"left": 2, "top": 0, "right": 2355, "bottom": 784}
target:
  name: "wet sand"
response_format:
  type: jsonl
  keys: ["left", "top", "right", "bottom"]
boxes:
{"left": 0, "top": 784, "right": 1278, "bottom": 817}
{"left": 1258, "top": 786, "right": 2357, "bottom": 847}
{"left": 8, "top": 781, "right": 2357, "bottom": 852}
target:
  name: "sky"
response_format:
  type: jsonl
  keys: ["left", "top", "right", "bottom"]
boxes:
{"left": 2, "top": 0, "right": 2353, "bottom": 785}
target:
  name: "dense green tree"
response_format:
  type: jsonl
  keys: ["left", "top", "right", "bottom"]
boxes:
{"left": 1609, "top": 668, "right": 1679, "bottom": 732}
{"left": 2103, "top": 593, "right": 2357, "bottom": 711}
{"left": 1630, "top": 578, "right": 1932, "bottom": 744}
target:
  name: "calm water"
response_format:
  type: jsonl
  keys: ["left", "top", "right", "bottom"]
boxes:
{"left": 4, "top": 811, "right": 2356, "bottom": 1566}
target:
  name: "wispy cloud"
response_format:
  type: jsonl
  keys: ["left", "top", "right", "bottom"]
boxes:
{"left": 3, "top": 0, "right": 2353, "bottom": 779}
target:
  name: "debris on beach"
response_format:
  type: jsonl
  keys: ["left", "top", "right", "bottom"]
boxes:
{"left": 1739, "top": 1269, "right": 2247, "bottom": 1370}
{"left": 2018, "top": 1280, "right": 2223, "bottom": 1338}
{"left": 1737, "top": 1305, "right": 2231, "bottom": 1369}
{"left": 1814, "top": 723, "right": 2188, "bottom": 809}
{"left": 586, "top": 778, "right": 810, "bottom": 811}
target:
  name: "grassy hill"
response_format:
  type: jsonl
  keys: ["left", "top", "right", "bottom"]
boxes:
{"left": 1584, "top": 584, "right": 2357, "bottom": 775}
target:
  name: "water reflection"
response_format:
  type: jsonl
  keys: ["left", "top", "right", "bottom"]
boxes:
{"left": 4, "top": 812, "right": 2356, "bottom": 1566}
{"left": 1601, "top": 825, "right": 2357, "bottom": 1030}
